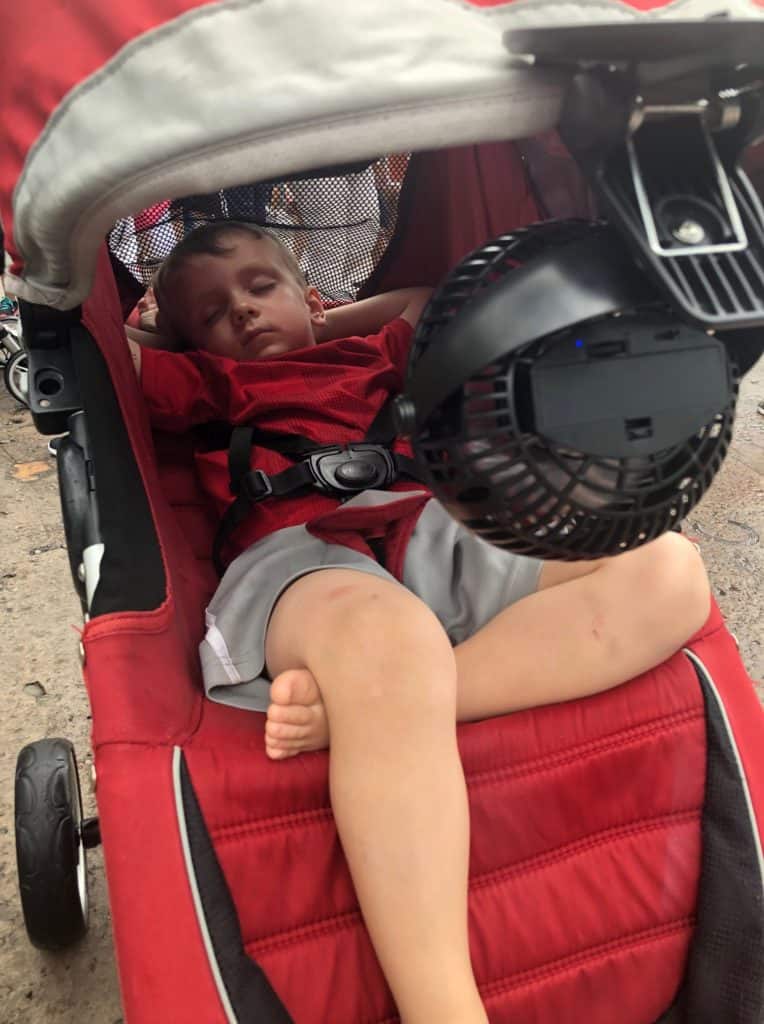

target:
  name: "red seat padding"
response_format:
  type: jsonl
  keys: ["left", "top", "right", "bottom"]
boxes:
{"left": 184, "top": 650, "right": 707, "bottom": 1024}
{"left": 91, "top": 609, "right": 728, "bottom": 1023}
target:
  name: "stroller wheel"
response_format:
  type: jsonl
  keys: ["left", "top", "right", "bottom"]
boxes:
{"left": 4, "top": 348, "right": 28, "bottom": 406}
{"left": 14, "top": 738, "right": 89, "bottom": 949}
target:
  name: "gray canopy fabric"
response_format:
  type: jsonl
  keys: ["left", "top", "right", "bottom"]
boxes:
{"left": 7, "top": 0, "right": 764, "bottom": 308}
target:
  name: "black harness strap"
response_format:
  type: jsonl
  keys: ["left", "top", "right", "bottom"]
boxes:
{"left": 363, "top": 397, "right": 398, "bottom": 444}
{"left": 197, "top": 421, "right": 324, "bottom": 460}
{"left": 227, "top": 425, "right": 255, "bottom": 495}
{"left": 213, "top": 448, "right": 322, "bottom": 576}
{"left": 210, "top": 401, "right": 423, "bottom": 576}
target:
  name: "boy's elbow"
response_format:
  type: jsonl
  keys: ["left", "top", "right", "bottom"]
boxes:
{"left": 402, "top": 287, "right": 434, "bottom": 327}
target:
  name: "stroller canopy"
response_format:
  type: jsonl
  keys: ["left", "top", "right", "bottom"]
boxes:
{"left": 3, "top": 0, "right": 764, "bottom": 310}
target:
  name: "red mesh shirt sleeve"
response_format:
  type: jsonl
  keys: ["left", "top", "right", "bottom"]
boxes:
{"left": 378, "top": 317, "right": 414, "bottom": 386}
{"left": 139, "top": 347, "right": 229, "bottom": 432}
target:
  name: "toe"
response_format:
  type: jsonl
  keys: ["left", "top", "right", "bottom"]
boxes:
{"left": 267, "top": 737, "right": 308, "bottom": 752}
{"left": 265, "top": 742, "right": 298, "bottom": 761}
{"left": 266, "top": 702, "right": 314, "bottom": 727}
{"left": 269, "top": 668, "right": 321, "bottom": 707}
{"left": 265, "top": 720, "right": 310, "bottom": 740}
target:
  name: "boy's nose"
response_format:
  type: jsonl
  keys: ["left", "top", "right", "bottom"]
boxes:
{"left": 232, "top": 297, "right": 258, "bottom": 324}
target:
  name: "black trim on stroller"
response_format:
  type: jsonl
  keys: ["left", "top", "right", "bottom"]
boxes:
{"left": 660, "top": 652, "right": 764, "bottom": 1023}
{"left": 73, "top": 329, "right": 165, "bottom": 615}
{"left": 174, "top": 750, "right": 294, "bottom": 1024}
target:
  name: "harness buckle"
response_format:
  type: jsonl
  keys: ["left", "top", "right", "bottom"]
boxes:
{"left": 240, "top": 469, "right": 273, "bottom": 502}
{"left": 308, "top": 444, "right": 397, "bottom": 494}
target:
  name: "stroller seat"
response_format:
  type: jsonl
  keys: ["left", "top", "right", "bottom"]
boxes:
{"left": 50, "top": 208, "right": 758, "bottom": 1021}
{"left": 81, "top": 406, "right": 754, "bottom": 1024}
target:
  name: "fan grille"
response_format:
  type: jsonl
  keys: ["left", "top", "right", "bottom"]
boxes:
{"left": 412, "top": 224, "right": 736, "bottom": 560}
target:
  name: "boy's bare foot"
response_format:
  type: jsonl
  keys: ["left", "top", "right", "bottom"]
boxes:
{"left": 265, "top": 669, "right": 330, "bottom": 759}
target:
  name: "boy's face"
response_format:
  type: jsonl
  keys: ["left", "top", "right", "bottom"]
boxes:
{"left": 160, "top": 234, "right": 324, "bottom": 360}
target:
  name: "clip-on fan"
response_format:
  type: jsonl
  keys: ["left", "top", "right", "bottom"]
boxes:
{"left": 394, "top": 22, "right": 764, "bottom": 558}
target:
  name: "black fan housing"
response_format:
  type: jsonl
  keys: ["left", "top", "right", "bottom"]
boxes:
{"left": 402, "top": 222, "right": 737, "bottom": 560}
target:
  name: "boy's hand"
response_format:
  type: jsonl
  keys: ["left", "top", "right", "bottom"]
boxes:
{"left": 137, "top": 287, "right": 159, "bottom": 332}
{"left": 312, "top": 316, "right": 335, "bottom": 345}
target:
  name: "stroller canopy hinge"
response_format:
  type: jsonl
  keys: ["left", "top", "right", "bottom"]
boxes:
{"left": 506, "top": 21, "right": 764, "bottom": 328}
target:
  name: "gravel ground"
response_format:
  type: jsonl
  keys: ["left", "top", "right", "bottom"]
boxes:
{"left": 0, "top": 359, "right": 762, "bottom": 1023}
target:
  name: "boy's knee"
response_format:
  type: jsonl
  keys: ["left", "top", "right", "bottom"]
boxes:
{"left": 322, "top": 577, "right": 449, "bottom": 656}
{"left": 311, "top": 577, "right": 456, "bottom": 700}
{"left": 267, "top": 569, "right": 454, "bottom": 687}
{"left": 649, "top": 531, "right": 707, "bottom": 582}
{"left": 641, "top": 532, "right": 711, "bottom": 628}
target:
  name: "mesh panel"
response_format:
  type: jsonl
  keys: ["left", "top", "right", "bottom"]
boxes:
{"left": 107, "top": 155, "right": 410, "bottom": 304}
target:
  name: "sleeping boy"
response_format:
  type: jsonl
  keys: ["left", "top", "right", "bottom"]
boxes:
{"left": 127, "top": 221, "right": 710, "bottom": 1024}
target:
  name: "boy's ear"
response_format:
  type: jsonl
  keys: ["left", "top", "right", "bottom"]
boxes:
{"left": 306, "top": 286, "right": 326, "bottom": 323}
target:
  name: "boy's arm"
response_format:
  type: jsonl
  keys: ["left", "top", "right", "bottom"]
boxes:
{"left": 316, "top": 287, "right": 432, "bottom": 342}
{"left": 126, "top": 335, "right": 143, "bottom": 377}
{"left": 125, "top": 324, "right": 183, "bottom": 376}
{"left": 127, "top": 333, "right": 227, "bottom": 430}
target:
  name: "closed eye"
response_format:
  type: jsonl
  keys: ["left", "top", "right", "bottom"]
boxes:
{"left": 249, "top": 279, "right": 276, "bottom": 295}
{"left": 203, "top": 307, "right": 223, "bottom": 325}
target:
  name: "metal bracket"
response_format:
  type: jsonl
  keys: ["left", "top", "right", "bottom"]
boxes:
{"left": 626, "top": 98, "right": 748, "bottom": 258}
{"left": 504, "top": 21, "right": 764, "bottom": 328}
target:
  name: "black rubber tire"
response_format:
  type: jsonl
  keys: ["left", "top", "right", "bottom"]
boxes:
{"left": 14, "top": 739, "right": 89, "bottom": 950}
{"left": 3, "top": 348, "right": 28, "bottom": 405}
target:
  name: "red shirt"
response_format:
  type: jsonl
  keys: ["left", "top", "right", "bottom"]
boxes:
{"left": 140, "top": 319, "right": 431, "bottom": 568}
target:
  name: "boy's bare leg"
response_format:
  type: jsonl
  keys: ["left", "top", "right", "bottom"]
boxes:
{"left": 452, "top": 531, "right": 709, "bottom": 720}
{"left": 266, "top": 532, "right": 710, "bottom": 751}
{"left": 265, "top": 568, "right": 488, "bottom": 1024}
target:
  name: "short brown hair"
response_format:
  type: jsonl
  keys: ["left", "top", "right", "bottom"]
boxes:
{"left": 152, "top": 221, "right": 305, "bottom": 312}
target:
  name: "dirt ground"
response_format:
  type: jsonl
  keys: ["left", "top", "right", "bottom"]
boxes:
{"left": 0, "top": 360, "right": 762, "bottom": 1023}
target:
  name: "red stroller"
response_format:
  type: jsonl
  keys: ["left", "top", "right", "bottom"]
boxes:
{"left": 6, "top": 2, "right": 764, "bottom": 1021}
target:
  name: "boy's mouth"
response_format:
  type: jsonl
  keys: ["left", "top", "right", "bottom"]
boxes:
{"left": 242, "top": 325, "right": 273, "bottom": 348}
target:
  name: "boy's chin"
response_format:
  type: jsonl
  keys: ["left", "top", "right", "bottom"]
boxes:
{"left": 247, "top": 337, "right": 317, "bottom": 360}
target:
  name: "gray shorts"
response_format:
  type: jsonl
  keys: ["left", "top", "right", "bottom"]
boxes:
{"left": 200, "top": 496, "right": 542, "bottom": 712}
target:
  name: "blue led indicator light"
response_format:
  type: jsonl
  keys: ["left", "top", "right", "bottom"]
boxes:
{"left": 575, "top": 338, "right": 584, "bottom": 348}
